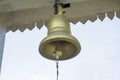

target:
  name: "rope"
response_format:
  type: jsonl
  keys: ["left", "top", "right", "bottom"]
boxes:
{"left": 56, "top": 60, "right": 59, "bottom": 80}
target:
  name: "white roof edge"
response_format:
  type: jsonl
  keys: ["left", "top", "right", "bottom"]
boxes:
{"left": 5, "top": 11, "right": 120, "bottom": 33}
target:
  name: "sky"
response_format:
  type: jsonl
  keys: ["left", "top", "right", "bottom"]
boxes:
{"left": 0, "top": 16, "right": 120, "bottom": 80}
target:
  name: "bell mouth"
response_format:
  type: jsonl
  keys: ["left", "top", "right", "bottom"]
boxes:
{"left": 39, "top": 34, "right": 81, "bottom": 60}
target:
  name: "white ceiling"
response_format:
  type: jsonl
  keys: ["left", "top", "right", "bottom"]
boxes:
{"left": 0, "top": 0, "right": 120, "bottom": 32}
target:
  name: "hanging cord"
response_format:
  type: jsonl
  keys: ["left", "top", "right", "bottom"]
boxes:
{"left": 53, "top": 50, "right": 62, "bottom": 80}
{"left": 53, "top": 51, "right": 61, "bottom": 80}
{"left": 56, "top": 60, "right": 59, "bottom": 80}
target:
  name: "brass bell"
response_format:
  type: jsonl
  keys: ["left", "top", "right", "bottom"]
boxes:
{"left": 39, "top": 5, "right": 81, "bottom": 60}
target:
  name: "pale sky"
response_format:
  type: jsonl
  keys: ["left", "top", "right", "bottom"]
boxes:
{"left": 0, "top": 16, "right": 120, "bottom": 80}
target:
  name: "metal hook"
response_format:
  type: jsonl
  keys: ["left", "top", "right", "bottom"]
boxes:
{"left": 54, "top": 0, "right": 71, "bottom": 15}
{"left": 54, "top": 0, "right": 60, "bottom": 14}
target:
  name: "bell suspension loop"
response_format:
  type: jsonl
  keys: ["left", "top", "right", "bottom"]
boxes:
{"left": 54, "top": 0, "right": 63, "bottom": 15}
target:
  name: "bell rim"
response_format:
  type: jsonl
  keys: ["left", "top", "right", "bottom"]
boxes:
{"left": 39, "top": 35, "right": 81, "bottom": 60}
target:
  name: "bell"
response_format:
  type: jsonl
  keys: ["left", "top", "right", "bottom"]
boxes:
{"left": 39, "top": 5, "right": 81, "bottom": 60}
